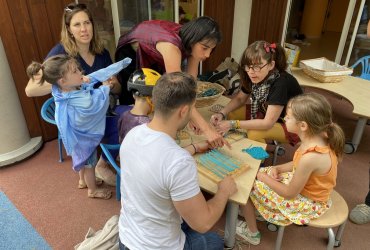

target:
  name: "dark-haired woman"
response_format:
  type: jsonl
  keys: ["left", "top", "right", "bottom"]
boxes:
{"left": 116, "top": 16, "right": 227, "bottom": 148}
{"left": 210, "top": 41, "right": 303, "bottom": 146}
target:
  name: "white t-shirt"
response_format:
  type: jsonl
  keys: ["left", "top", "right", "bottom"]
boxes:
{"left": 119, "top": 124, "right": 200, "bottom": 250}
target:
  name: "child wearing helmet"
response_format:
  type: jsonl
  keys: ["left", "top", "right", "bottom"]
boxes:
{"left": 118, "top": 69, "right": 211, "bottom": 157}
{"left": 117, "top": 68, "right": 159, "bottom": 143}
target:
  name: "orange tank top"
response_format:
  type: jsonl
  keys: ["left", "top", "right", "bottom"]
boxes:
{"left": 293, "top": 145, "right": 338, "bottom": 202}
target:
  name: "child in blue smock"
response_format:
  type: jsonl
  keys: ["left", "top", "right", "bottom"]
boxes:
{"left": 27, "top": 55, "right": 131, "bottom": 199}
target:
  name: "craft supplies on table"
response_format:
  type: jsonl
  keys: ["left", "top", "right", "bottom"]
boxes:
{"left": 242, "top": 146, "right": 269, "bottom": 160}
{"left": 196, "top": 149, "right": 250, "bottom": 183}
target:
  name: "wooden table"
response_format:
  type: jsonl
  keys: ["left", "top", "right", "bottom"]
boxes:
{"left": 291, "top": 68, "right": 370, "bottom": 153}
{"left": 191, "top": 96, "right": 266, "bottom": 248}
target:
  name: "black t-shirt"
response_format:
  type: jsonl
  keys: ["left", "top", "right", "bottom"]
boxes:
{"left": 241, "top": 71, "right": 303, "bottom": 120}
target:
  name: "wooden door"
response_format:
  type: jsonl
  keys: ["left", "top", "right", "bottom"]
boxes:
{"left": 203, "top": 0, "right": 235, "bottom": 74}
{"left": 248, "top": 0, "right": 289, "bottom": 44}
{"left": 0, "top": 0, "right": 70, "bottom": 141}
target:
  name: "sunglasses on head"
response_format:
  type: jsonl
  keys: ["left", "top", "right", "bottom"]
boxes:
{"left": 64, "top": 3, "right": 87, "bottom": 13}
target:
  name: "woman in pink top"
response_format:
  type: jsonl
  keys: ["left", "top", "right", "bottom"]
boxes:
{"left": 236, "top": 92, "right": 345, "bottom": 245}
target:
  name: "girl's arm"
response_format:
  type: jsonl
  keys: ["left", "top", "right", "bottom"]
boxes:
{"left": 210, "top": 91, "right": 248, "bottom": 125}
{"left": 258, "top": 153, "right": 320, "bottom": 199}
{"left": 25, "top": 69, "right": 52, "bottom": 97}
{"left": 214, "top": 104, "right": 284, "bottom": 135}
{"left": 273, "top": 161, "right": 294, "bottom": 173}
{"left": 222, "top": 91, "right": 250, "bottom": 114}
{"left": 239, "top": 104, "right": 284, "bottom": 130}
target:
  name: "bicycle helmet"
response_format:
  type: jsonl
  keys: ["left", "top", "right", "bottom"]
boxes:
{"left": 127, "top": 68, "right": 161, "bottom": 96}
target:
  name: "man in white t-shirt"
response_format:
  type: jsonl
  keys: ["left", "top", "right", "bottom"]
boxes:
{"left": 119, "top": 72, "right": 237, "bottom": 250}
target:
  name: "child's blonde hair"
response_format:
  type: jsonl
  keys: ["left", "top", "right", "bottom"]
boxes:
{"left": 288, "top": 92, "right": 345, "bottom": 159}
{"left": 27, "top": 55, "right": 78, "bottom": 86}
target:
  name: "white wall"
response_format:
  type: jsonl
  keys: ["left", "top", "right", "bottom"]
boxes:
{"left": 231, "top": 0, "right": 252, "bottom": 62}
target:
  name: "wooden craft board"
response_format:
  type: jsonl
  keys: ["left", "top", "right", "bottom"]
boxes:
{"left": 197, "top": 152, "right": 250, "bottom": 183}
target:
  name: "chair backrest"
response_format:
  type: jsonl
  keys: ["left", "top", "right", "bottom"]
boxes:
{"left": 350, "top": 55, "right": 370, "bottom": 80}
{"left": 40, "top": 97, "right": 56, "bottom": 125}
{"left": 100, "top": 143, "right": 121, "bottom": 175}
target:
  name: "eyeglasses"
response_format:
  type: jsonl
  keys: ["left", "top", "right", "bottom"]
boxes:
{"left": 244, "top": 63, "right": 268, "bottom": 72}
{"left": 64, "top": 3, "right": 87, "bottom": 13}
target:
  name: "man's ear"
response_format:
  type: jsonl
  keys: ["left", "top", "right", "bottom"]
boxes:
{"left": 179, "top": 104, "right": 189, "bottom": 118}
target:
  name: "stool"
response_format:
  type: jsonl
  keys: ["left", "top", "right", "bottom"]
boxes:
{"left": 274, "top": 190, "right": 348, "bottom": 250}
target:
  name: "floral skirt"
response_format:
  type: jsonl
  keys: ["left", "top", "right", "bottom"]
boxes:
{"left": 250, "top": 167, "right": 331, "bottom": 226}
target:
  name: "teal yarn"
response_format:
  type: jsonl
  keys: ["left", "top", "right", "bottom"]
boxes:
{"left": 242, "top": 146, "right": 269, "bottom": 160}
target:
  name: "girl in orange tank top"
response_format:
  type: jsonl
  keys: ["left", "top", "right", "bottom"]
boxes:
{"left": 236, "top": 92, "right": 345, "bottom": 246}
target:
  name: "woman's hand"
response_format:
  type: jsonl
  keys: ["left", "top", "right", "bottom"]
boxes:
{"left": 210, "top": 113, "right": 224, "bottom": 126}
{"left": 215, "top": 120, "right": 232, "bottom": 136}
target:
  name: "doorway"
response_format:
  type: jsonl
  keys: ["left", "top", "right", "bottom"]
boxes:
{"left": 284, "top": 0, "right": 350, "bottom": 62}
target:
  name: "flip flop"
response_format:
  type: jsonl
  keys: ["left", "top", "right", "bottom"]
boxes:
{"left": 78, "top": 178, "right": 104, "bottom": 189}
{"left": 88, "top": 188, "right": 112, "bottom": 200}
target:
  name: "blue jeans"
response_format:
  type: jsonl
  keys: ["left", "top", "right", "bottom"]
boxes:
{"left": 182, "top": 221, "right": 224, "bottom": 250}
{"left": 119, "top": 222, "right": 224, "bottom": 250}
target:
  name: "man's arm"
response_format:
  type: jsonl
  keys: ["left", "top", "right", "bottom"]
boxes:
{"left": 173, "top": 176, "right": 237, "bottom": 233}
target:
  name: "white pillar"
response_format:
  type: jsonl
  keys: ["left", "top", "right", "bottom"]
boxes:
{"left": 0, "top": 37, "right": 42, "bottom": 167}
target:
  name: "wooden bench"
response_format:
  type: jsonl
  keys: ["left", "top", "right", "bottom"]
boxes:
{"left": 274, "top": 190, "right": 348, "bottom": 250}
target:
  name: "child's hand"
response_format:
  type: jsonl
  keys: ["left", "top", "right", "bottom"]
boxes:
{"left": 257, "top": 172, "right": 268, "bottom": 182}
{"left": 268, "top": 167, "right": 282, "bottom": 181}
{"left": 82, "top": 76, "right": 90, "bottom": 83}
{"left": 102, "top": 77, "right": 113, "bottom": 89}
{"left": 215, "top": 120, "right": 231, "bottom": 136}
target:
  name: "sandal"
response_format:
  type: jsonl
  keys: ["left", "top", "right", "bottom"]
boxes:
{"left": 95, "top": 164, "right": 116, "bottom": 187}
{"left": 88, "top": 188, "right": 112, "bottom": 200}
{"left": 78, "top": 178, "right": 103, "bottom": 189}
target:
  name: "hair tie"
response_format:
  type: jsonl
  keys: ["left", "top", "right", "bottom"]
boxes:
{"left": 264, "top": 42, "right": 277, "bottom": 53}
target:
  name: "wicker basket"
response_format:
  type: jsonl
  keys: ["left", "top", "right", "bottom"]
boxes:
{"left": 195, "top": 82, "right": 225, "bottom": 108}
{"left": 300, "top": 57, "right": 353, "bottom": 83}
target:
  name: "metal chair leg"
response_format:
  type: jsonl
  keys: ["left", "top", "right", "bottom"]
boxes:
{"left": 116, "top": 173, "right": 121, "bottom": 201}
{"left": 327, "top": 228, "right": 335, "bottom": 250}
{"left": 58, "top": 133, "right": 63, "bottom": 162}
{"left": 334, "top": 221, "right": 347, "bottom": 247}
{"left": 275, "top": 226, "right": 285, "bottom": 250}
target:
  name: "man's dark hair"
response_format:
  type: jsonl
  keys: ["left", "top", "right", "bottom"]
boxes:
{"left": 152, "top": 72, "right": 196, "bottom": 118}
